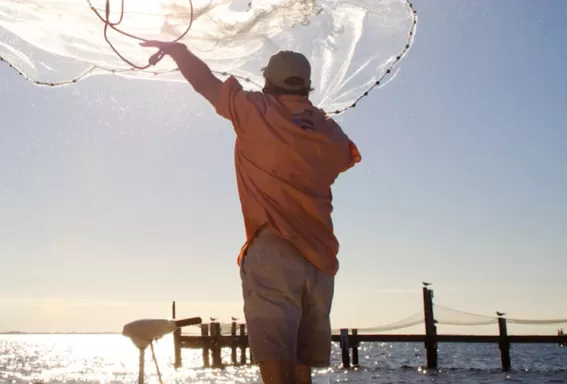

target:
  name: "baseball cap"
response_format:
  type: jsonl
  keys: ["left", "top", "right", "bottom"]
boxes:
{"left": 263, "top": 50, "right": 311, "bottom": 91}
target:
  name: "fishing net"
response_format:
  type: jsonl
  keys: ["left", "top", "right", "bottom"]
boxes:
{"left": 351, "top": 310, "right": 424, "bottom": 333}
{"left": 506, "top": 317, "right": 567, "bottom": 325}
{"left": 435, "top": 305, "right": 567, "bottom": 327}
{"left": 179, "top": 310, "right": 425, "bottom": 335}
{"left": 434, "top": 305, "right": 499, "bottom": 327}
{"left": 177, "top": 305, "right": 567, "bottom": 337}
{"left": 0, "top": 0, "right": 417, "bottom": 114}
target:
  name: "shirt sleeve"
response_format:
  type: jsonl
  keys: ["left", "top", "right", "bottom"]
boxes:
{"left": 214, "top": 76, "right": 254, "bottom": 135}
{"left": 342, "top": 138, "right": 361, "bottom": 172}
{"left": 325, "top": 116, "right": 361, "bottom": 172}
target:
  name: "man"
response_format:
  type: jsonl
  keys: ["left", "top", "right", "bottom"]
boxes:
{"left": 141, "top": 41, "right": 361, "bottom": 383}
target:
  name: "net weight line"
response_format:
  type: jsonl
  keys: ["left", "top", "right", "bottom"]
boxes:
{"left": 0, "top": 1, "right": 418, "bottom": 116}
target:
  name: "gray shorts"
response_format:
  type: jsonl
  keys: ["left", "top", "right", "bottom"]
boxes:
{"left": 240, "top": 228, "right": 335, "bottom": 367}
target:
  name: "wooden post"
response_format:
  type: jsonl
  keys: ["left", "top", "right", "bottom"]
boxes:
{"left": 211, "top": 322, "right": 223, "bottom": 367}
{"left": 352, "top": 329, "right": 359, "bottom": 366}
{"left": 339, "top": 329, "right": 350, "bottom": 368}
{"left": 231, "top": 321, "right": 237, "bottom": 365}
{"left": 138, "top": 348, "right": 145, "bottom": 384}
{"left": 422, "top": 287, "right": 438, "bottom": 370}
{"left": 249, "top": 325, "right": 255, "bottom": 365}
{"left": 497, "top": 316, "right": 511, "bottom": 371}
{"left": 172, "top": 301, "right": 182, "bottom": 369}
{"left": 239, "top": 324, "right": 247, "bottom": 365}
{"left": 201, "top": 323, "right": 210, "bottom": 367}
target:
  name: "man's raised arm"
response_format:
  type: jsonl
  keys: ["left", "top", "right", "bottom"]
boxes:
{"left": 140, "top": 41, "right": 222, "bottom": 107}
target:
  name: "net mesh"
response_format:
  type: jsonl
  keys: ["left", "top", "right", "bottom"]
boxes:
{"left": 0, "top": 0, "right": 417, "bottom": 114}
{"left": 435, "top": 304, "right": 567, "bottom": 327}
{"left": 434, "top": 305, "right": 499, "bottom": 326}
{"left": 178, "top": 306, "right": 567, "bottom": 336}
{"left": 506, "top": 317, "right": 567, "bottom": 325}
{"left": 349, "top": 310, "right": 423, "bottom": 333}
{"left": 179, "top": 312, "right": 425, "bottom": 335}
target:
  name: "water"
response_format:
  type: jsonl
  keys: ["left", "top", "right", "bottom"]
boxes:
{"left": 1, "top": 334, "right": 566, "bottom": 383}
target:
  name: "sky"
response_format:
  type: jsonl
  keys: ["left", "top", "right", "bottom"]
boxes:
{"left": 1, "top": 1, "right": 566, "bottom": 335}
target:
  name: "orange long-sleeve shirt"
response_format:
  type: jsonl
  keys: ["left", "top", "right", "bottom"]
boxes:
{"left": 214, "top": 76, "right": 361, "bottom": 276}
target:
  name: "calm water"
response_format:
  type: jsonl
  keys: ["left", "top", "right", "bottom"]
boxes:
{"left": 1, "top": 334, "right": 566, "bottom": 384}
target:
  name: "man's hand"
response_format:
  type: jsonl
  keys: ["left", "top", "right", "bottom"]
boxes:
{"left": 140, "top": 40, "right": 222, "bottom": 107}
{"left": 140, "top": 41, "right": 186, "bottom": 56}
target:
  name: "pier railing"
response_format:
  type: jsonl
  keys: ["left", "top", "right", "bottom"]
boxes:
{"left": 170, "top": 286, "right": 567, "bottom": 371}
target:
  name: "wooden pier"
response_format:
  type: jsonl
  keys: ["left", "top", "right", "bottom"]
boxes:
{"left": 171, "top": 287, "right": 567, "bottom": 372}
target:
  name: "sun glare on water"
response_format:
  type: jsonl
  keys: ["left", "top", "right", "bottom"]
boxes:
{"left": 0, "top": 333, "right": 265, "bottom": 383}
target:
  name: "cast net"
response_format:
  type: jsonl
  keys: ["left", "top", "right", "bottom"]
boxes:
{"left": 0, "top": 0, "right": 417, "bottom": 114}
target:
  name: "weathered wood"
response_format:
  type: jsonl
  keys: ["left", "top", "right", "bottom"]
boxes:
{"left": 178, "top": 333, "right": 567, "bottom": 347}
{"left": 174, "top": 327, "right": 567, "bottom": 373}
{"left": 211, "top": 322, "right": 223, "bottom": 367}
{"left": 423, "top": 287, "right": 438, "bottom": 369}
{"left": 138, "top": 348, "right": 145, "bottom": 384}
{"left": 351, "top": 329, "right": 359, "bottom": 366}
{"left": 498, "top": 316, "right": 511, "bottom": 371}
{"left": 231, "top": 322, "right": 237, "bottom": 365}
{"left": 201, "top": 324, "right": 210, "bottom": 367}
{"left": 239, "top": 324, "right": 246, "bottom": 365}
{"left": 339, "top": 329, "right": 350, "bottom": 368}
{"left": 170, "top": 290, "right": 567, "bottom": 373}
{"left": 172, "top": 301, "right": 182, "bottom": 369}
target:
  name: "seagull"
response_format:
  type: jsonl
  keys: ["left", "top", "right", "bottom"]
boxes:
{"left": 496, "top": 311, "right": 505, "bottom": 317}
{"left": 210, "top": 317, "right": 218, "bottom": 322}
{"left": 422, "top": 282, "right": 431, "bottom": 286}
{"left": 231, "top": 317, "right": 239, "bottom": 321}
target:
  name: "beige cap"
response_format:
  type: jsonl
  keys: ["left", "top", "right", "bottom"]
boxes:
{"left": 263, "top": 50, "right": 311, "bottom": 91}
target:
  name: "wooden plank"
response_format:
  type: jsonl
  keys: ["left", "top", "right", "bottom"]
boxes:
{"left": 332, "top": 334, "right": 426, "bottom": 343}
{"left": 180, "top": 335, "right": 249, "bottom": 348}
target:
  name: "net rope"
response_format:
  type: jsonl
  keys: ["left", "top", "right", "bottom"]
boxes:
{"left": 434, "top": 304, "right": 499, "bottom": 326}
{"left": 178, "top": 306, "right": 567, "bottom": 336}
{"left": 435, "top": 304, "right": 567, "bottom": 327}
{"left": 506, "top": 317, "right": 567, "bottom": 325}
{"left": 87, "top": 0, "right": 194, "bottom": 69}
{"left": 0, "top": 0, "right": 418, "bottom": 115}
{"left": 348, "top": 310, "right": 423, "bottom": 333}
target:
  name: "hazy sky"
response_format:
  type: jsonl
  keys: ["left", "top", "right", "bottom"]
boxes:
{"left": 1, "top": 1, "right": 566, "bottom": 335}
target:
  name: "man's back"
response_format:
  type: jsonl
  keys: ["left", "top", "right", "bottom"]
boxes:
{"left": 148, "top": 43, "right": 361, "bottom": 382}
{"left": 215, "top": 76, "right": 360, "bottom": 275}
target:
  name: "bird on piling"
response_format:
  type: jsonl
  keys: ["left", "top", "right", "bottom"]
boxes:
{"left": 496, "top": 311, "right": 505, "bottom": 317}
